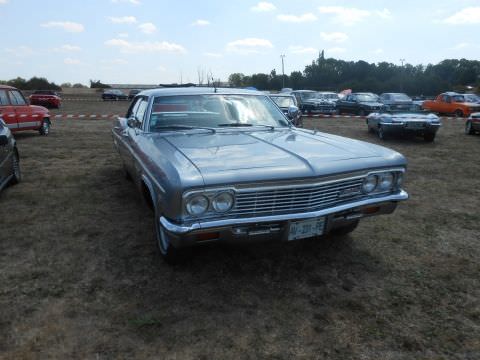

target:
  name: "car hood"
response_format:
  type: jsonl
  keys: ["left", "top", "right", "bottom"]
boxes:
{"left": 158, "top": 128, "right": 406, "bottom": 186}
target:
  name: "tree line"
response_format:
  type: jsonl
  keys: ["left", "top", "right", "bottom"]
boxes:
{"left": 228, "top": 54, "right": 480, "bottom": 96}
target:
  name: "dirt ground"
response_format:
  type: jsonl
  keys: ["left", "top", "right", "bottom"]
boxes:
{"left": 1, "top": 97, "right": 479, "bottom": 359}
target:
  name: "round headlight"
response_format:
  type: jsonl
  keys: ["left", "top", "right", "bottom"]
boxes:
{"left": 185, "top": 195, "right": 209, "bottom": 216}
{"left": 212, "top": 192, "right": 234, "bottom": 213}
{"left": 362, "top": 174, "right": 378, "bottom": 193}
{"left": 396, "top": 172, "right": 404, "bottom": 188}
{"left": 378, "top": 172, "right": 394, "bottom": 191}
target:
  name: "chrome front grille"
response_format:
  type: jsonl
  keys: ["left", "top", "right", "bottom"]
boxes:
{"left": 231, "top": 177, "right": 365, "bottom": 217}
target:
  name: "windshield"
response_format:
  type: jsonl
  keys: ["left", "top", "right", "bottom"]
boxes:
{"left": 391, "top": 93, "right": 411, "bottom": 101}
{"left": 270, "top": 96, "right": 295, "bottom": 108}
{"left": 357, "top": 94, "right": 377, "bottom": 102}
{"left": 149, "top": 94, "right": 290, "bottom": 131}
{"left": 298, "top": 92, "right": 316, "bottom": 100}
{"left": 464, "top": 94, "right": 480, "bottom": 103}
{"left": 317, "top": 93, "right": 339, "bottom": 100}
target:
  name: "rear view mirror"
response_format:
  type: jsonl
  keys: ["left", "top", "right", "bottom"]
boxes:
{"left": 287, "top": 105, "right": 299, "bottom": 120}
{"left": 0, "top": 134, "right": 9, "bottom": 146}
{"left": 127, "top": 117, "right": 140, "bottom": 128}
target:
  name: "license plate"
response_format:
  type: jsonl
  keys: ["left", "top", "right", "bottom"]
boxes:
{"left": 288, "top": 217, "right": 326, "bottom": 241}
{"left": 407, "top": 122, "right": 424, "bottom": 129}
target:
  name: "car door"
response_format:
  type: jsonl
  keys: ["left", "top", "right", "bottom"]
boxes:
{"left": 8, "top": 89, "right": 36, "bottom": 130}
{"left": 343, "top": 95, "right": 356, "bottom": 114}
{"left": 124, "top": 96, "right": 149, "bottom": 177}
{"left": 0, "top": 89, "right": 17, "bottom": 130}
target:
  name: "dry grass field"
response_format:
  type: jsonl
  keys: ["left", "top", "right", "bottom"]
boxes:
{"left": 0, "top": 97, "right": 479, "bottom": 359}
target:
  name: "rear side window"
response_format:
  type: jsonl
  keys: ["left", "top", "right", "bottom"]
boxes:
{"left": 9, "top": 90, "right": 27, "bottom": 105}
{"left": 0, "top": 90, "right": 9, "bottom": 105}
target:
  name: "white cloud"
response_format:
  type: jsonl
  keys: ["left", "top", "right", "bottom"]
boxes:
{"left": 327, "top": 47, "right": 346, "bottom": 54}
{"left": 111, "top": 0, "right": 140, "bottom": 5}
{"left": 443, "top": 7, "right": 480, "bottom": 25}
{"left": 64, "top": 58, "right": 82, "bottom": 65}
{"left": 191, "top": 19, "right": 210, "bottom": 26}
{"left": 41, "top": 21, "right": 84, "bottom": 33}
{"left": 108, "top": 16, "right": 137, "bottom": 24}
{"left": 318, "top": 6, "right": 370, "bottom": 26}
{"left": 204, "top": 52, "right": 223, "bottom": 57}
{"left": 101, "top": 58, "right": 128, "bottom": 65}
{"left": 320, "top": 32, "right": 348, "bottom": 43}
{"left": 375, "top": 9, "right": 392, "bottom": 20}
{"left": 53, "top": 44, "right": 82, "bottom": 52}
{"left": 451, "top": 42, "right": 470, "bottom": 50}
{"left": 105, "top": 38, "right": 186, "bottom": 54}
{"left": 288, "top": 46, "right": 317, "bottom": 54}
{"left": 251, "top": 2, "right": 276, "bottom": 12}
{"left": 157, "top": 65, "right": 167, "bottom": 72}
{"left": 5, "top": 46, "right": 35, "bottom": 57}
{"left": 117, "top": 32, "right": 129, "bottom": 38}
{"left": 138, "top": 22, "right": 156, "bottom": 34}
{"left": 277, "top": 13, "right": 317, "bottom": 23}
{"left": 226, "top": 38, "right": 273, "bottom": 54}
{"left": 373, "top": 48, "right": 384, "bottom": 54}
{"left": 0, "top": 0, "right": 8, "bottom": 4}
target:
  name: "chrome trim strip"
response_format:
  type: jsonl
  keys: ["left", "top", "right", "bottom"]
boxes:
{"left": 160, "top": 190, "right": 408, "bottom": 234}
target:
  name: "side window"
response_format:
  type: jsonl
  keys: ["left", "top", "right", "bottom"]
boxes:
{"left": 444, "top": 95, "right": 451, "bottom": 103}
{"left": 0, "top": 90, "right": 9, "bottom": 105}
{"left": 126, "top": 97, "right": 142, "bottom": 118}
{"left": 9, "top": 90, "right": 27, "bottom": 106}
{"left": 135, "top": 99, "right": 148, "bottom": 125}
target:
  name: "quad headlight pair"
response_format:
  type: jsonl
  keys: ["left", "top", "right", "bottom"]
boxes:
{"left": 362, "top": 171, "right": 403, "bottom": 194}
{"left": 185, "top": 191, "right": 234, "bottom": 216}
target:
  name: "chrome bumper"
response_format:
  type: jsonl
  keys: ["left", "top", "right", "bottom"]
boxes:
{"left": 160, "top": 190, "right": 408, "bottom": 235}
{"left": 379, "top": 122, "right": 441, "bottom": 131}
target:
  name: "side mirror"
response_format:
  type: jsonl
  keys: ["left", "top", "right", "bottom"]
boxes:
{"left": 287, "top": 105, "right": 299, "bottom": 120}
{"left": 0, "top": 134, "right": 9, "bottom": 146}
{"left": 127, "top": 117, "right": 140, "bottom": 128}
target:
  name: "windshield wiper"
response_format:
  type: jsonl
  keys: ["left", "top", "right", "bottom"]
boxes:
{"left": 153, "top": 125, "right": 216, "bottom": 133}
{"left": 218, "top": 123, "right": 275, "bottom": 130}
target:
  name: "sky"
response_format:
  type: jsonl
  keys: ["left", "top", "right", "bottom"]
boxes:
{"left": 1, "top": 0, "right": 480, "bottom": 85}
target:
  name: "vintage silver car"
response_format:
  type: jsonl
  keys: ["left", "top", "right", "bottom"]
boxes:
{"left": 465, "top": 112, "right": 480, "bottom": 135}
{"left": 112, "top": 88, "right": 408, "bottom": 263}
{"left": 366, "top": 108, "right": 441, "bottom": 142}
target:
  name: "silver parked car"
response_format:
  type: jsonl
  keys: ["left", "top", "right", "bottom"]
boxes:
{"left": 112, "top": 88, "right": 408, "bottom": 263}
{"left": 367, "top": 108, "right": 441, "bottom": 141}
{"left": 0, "top": 117, "right": 21, "bottom": 192}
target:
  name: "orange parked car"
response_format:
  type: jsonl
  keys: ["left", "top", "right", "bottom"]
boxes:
{"left": 422, "top": 92, "right": 480, "bottom": 117}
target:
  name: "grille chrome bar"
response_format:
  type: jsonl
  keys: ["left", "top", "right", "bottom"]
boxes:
{"left": 231, "top": 178, "right": 365, "bottom": 217}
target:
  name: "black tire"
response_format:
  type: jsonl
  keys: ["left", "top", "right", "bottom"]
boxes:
{"left": 9, "top": 149, "right": 21, "bottom": 185}
{"left": 454, "top": 109, "right": 464, "bottom": 118}
{"left": 465, "top": 121, "right": 475, "bottom": 135}
{"left": 154, "top": 208, "right": 191, "bottom": 265}
{"left": 330, "top": 220, "right": 359, "bottom": 236}
{"left": 39, "top": 120, "right": 50, "bottom": 136}
{"left": 358, "top": 109, "right": 366, "bottom": 117}
{"left": 424, "top": 133, "right": 435, "bottom": 142}
{"left": 378, "top": 125, "right": 387, "bottom": 140}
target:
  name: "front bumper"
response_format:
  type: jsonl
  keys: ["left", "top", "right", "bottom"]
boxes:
{"left": 380, "top": 121, "right": 441, "bottom": 133}
{"left": 160, "top": 190, "right": 408, "bottom": 247}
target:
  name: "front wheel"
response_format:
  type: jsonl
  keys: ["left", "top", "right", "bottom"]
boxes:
{"left": 358, "top": 109, "right": 366, "bottom": 116}
{"left": 39, "top": 120, "right": 50, "bottom": 136}
{"left": 454, "top": 109, "right": 464, "bottom": 118}
{"left": 9, "top": 150, "right": 21, "bottom": 185}
{"left": 465, "top": 121, "right": 475, "bottom": 135}
{"left": 154, "top": 210, "right": 190, "bottom": 265}
{"left": 378, "top": 125, "right": 387, "bottom": 140}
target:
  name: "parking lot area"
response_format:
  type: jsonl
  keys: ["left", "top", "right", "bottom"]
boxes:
{"left": 1, "top": 97, "right": 479, "bottom": 359}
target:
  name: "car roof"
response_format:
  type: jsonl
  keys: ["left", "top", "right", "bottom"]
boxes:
{"left": 291, "top": 90, "right": 315, "bottom": 93}
{"left": 140, "top": 87, "right": 265, "bottom": 97}
{"left": 0, "top": 85, "right": 17, "bottom": 90}
{"left": 269, "top": 93, "right": 294, "bottom": 97}
{"left": 317, "top": 91, "right": 337, "bottom": 94}
{"left": 442, "top": 92, "right": 459, "bottom": 96}
{"left": 381, "top": 92, "right": 409, "bottom": 96}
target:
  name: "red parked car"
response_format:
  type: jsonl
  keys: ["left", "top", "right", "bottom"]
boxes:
{"left": 0, "top": 85, "right": 51, "bottom": 135}
{"left": 29, "top": 90, "right": 62, "bottom": 108}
